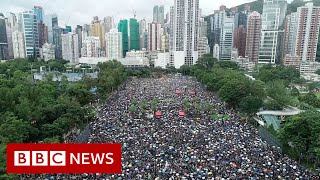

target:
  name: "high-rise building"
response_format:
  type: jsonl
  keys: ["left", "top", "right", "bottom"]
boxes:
{"left": 199, "top": 18, "right": 208, "bottom": 38}
{"left": 90, "top": 16, "right": 105, "bottom": 49}
{"left": 129, "top": 18, "right": 140, "bottom": 50}
{"left": 62, "top": 32, "right": 79, "bottom": 63}
{"left": 81, "top": 36, "right": 100, "bottom": 57}
{"left": 219, "top": 16, "right": 234, "bottom": 60}
{"left": 234, "top": 11, "right": 248, "bottom": 29}
{"left": 259, "top": 0, "right": 287, "bottom": 64}
{"left": 33, "top": 6, "right": 46, "bottom": 48}
{"left": 139, "top": 19, "right": 147, "bottom": 49}
{"left": 104, "top": 16, "right": 114, "bottom": 33}
{"left": 75, "top": 25, "right": 82, "bottom": 57}
{"left": 12, "top": 31, "right": 25, "bottom": 58}
{"left": 246, "top": 11, "right": 262, "bottom": 63}
{"left": 198, "top": 37, "right": 210, "bottom": 58}
{"left": 233, "top": 25, "right": 246, "bottom": 57}
{"left": 53, "top": 26, "right": 63, "bottom": 59}
{"left": 118, "top": 19, "right": 128, "bottom": 57}
{"left": 0, "top": 13, "right": 8, "bottom": 60}
{"left": 82, "top": 24, "right": 90, "bottom": 43}
{"left": 153, "top": 6, "right": 159, "bottom": 22}
{"left": 282, "top": 12, "right": 298, "bottom": 61}
{"left": 5, "top": 13, "right": 17, "bottom": 59}
{"left": 161, "top": 33, "right": 169, "bottom": 52}
{"left": 153, "top": 6, "right": 165, "bottom": 26}
{"left": 18, "top": 10, "right": 39, "bottom": 58}
{"left": 172, "top": 0, "right": 200, "bottom": 68}
{"left": 44, "top": 14, "right": 57, "bottom": 44}
{"left": 41, "top": 43, "right": 55, "bottom": 61}
{"left": 159, "top": 6, "right": 165, "bottom": 26}
{"left": 65, "top": 26, "right": 72, "bottom": 33}
{"left": 148, "top": 22, "right": 161, "bottom": 51}
{"left": 33, "top": 6, "right": 43, "bottom": 22}
{"left": 295, "top": 3, "right": 320, "bottom": 62}
{"left": 169, "top": 6, "right": 175, "bottom": 52}
{"left": 106, "top": 28, "right": 122, "bottom": 60}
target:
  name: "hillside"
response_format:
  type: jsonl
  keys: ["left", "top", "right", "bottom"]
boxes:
{"left": 236, "top": 0, "right": 320, "bottom": 14}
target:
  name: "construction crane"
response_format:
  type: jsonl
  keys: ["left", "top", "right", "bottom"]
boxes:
{"left": 133, "top": 9, "right": 136, "bottom": 19}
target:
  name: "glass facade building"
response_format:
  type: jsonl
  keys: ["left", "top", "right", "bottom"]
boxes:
{"left": 118, "top": 19, "right": 128, "bottom": 57}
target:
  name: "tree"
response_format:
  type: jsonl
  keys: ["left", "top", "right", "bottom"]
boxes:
{"left": 196, "top": 54, "right": 217, "bottom": 70}
{"left": 298, "top": 93, "right": 320, "bottom": 108}
{"left": 239, "top": 96, "right": 263, "bottom": 116}
{"left": 265, "top": 80, "right": 292, "bottom": 110}
{"left": 0, "top": 112, "right": 30, "bottom": 143}
{"left": 218, "top": 78, "right": 250, "bottom": 107}
{"left": 279, "top": 111, "right": 320, "bottom": 162}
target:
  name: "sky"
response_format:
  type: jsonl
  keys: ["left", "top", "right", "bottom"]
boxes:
{"left": 0, "top": 0, "right": 294, "bottom": 28}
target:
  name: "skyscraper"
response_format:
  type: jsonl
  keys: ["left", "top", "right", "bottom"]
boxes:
{"left": 5, "top": 12, "right": 17, "bottom": 59}
{"left": 90, "top": 16, "right": 105, "bottom": 49}
{"left": 148, "top": 22, "right": 161, "bottom": 51}
{"left": 12, "top": 31, "right": 25, "bottom": 58}
{"left": 153, "top": 6, "right": 165, "bottom": 26}
{"left": 106, "top": 29, "right": 122, "bottom": 60}
{"left": 219, "top": 16, "right": 234, "bottom": 60}
{"left": 246, "top": 11, "right": 262, "bottom": 63}
{"left": 172, "top": 0, "right": 200, "bottom": 68}
{"left": 18, "top": 10, "right": 39, "bottom": 58}
{"left": 259, "top": 0, "right": 287, "bottom": 64}
{"left": 233, "top": 25, "right": 246, "bottom": 57}
{"left": 139, "top": 19, "right": 147, "bottom": 49}
{"left": 44, "top": 14, "right": 57, "bottom": 44}
{"left": 282, "top": 12, "right": 298, "bottom": 61}
{"left": 118, "top": 19, "right": 128, "bottom": 57}
{"left": 62, "top": 32, "right": 79, "bottom": 63}
{"left": 0, "top": 13, "right": 8, "bottom": 60}
{"left": 153, "top": 6, "right": 159, "bottom": 22}
{"left": 33, "top": 6, "right": 43, "bottom": 22}
{"left": 129, "top": 18, "right": 140, "bottom": 50}
{"left": 159, "top": 6, "right": 165, "bottom": 26}
{"left": 104, "top": 16, "right": 114, "bottom": 33}
{"left": 33, "top": 6, "right": 45, "bottom": 48}
{"left": 295, "top": 3, "right": 320, "bottom": 62}
{"left": 169, "top": 6, "right": 175, "bottom": 52}
{"left": 53, "top": 26, "right": 63, "bottom": 59}
{"left": 75, "top": 25, "right": 82, "bottom": 57}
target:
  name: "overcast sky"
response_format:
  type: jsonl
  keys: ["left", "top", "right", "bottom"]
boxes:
{"left": 0, "top": 0, "right": 293, "bottom": 28}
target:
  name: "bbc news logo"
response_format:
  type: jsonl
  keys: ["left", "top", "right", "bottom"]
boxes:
{"left": 7, "top": 144, "right": 122, "bottom": 174}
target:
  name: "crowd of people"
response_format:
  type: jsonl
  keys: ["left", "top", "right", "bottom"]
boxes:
{"left": 21, "top": 76, "right": 319, "bottom": 179}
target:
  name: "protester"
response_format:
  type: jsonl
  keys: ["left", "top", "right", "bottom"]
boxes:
{"left": 21, "top": 76, "right": 319, "bottom": 179}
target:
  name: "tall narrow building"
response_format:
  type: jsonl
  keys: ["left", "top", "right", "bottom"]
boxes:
{"left": 172, "top": 0, "right": 200, "bottom": 68}
{"left": 129, "top": 18, "right": 140, "bottom": 50}
{"left": 282, "top": 12, "right": 298, "bottom": 61}
{"left": 118, "top": 19, "right": 128, "bottom": 57}
{"left": 12, "top": 31, "right": 25, "bottom": 58}
{"left": 106, "top": 29, "right": 122, "bottom": 60}
{"left": 259, "top": 0, "right": 287, "bottom": 64}
{"left": 53, "top": 26, "right": 63, "bottom": 59}
{"left": 233, "top": 25, "right": 246, "bottom": 57}
{"left": 33, "top": 6, "right": 46, "bottom": 48}
{"left": 148, "top": 22, "right": 161, "bottom": 51}
{"left": 18, "top": 10, "right": 39, "bottom": 58}
{"left": 219, "top": 16, "right": 234, "bottom": 60}
{"left": 104, "top": 16, "right": 114, "bottom": 33}
{"left": 153, "top": 6, "right": 159, "bottom": 22}
{"left": 75, "top": 25, "right": 82, "bottom": 57}
{"left": 5, "top": 12, "right": 17, "bottom": 59}
{"left": 44, "top": 14, "right": 57, "bottom": 44}
{"left": 295, "top": 3, "right": 320, "bottom": 62}
{"left": 246, "top": 11, "right": 262, "bottom": 63}
{"left": 0, "top": 13, "right": 8, "bottom": 60}
{"left": 139, "top": 19, "right": 147, "bottom": 49}
{"left": 90, "top": 16, "right": 105, "bottom": 49}
{"left": 62, "top": 32, "right": 79, "bottom": 63}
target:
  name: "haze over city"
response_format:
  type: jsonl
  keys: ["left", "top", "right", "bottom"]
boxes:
{"left": 0, "top": 0, "right": 294, "bottom": 27}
